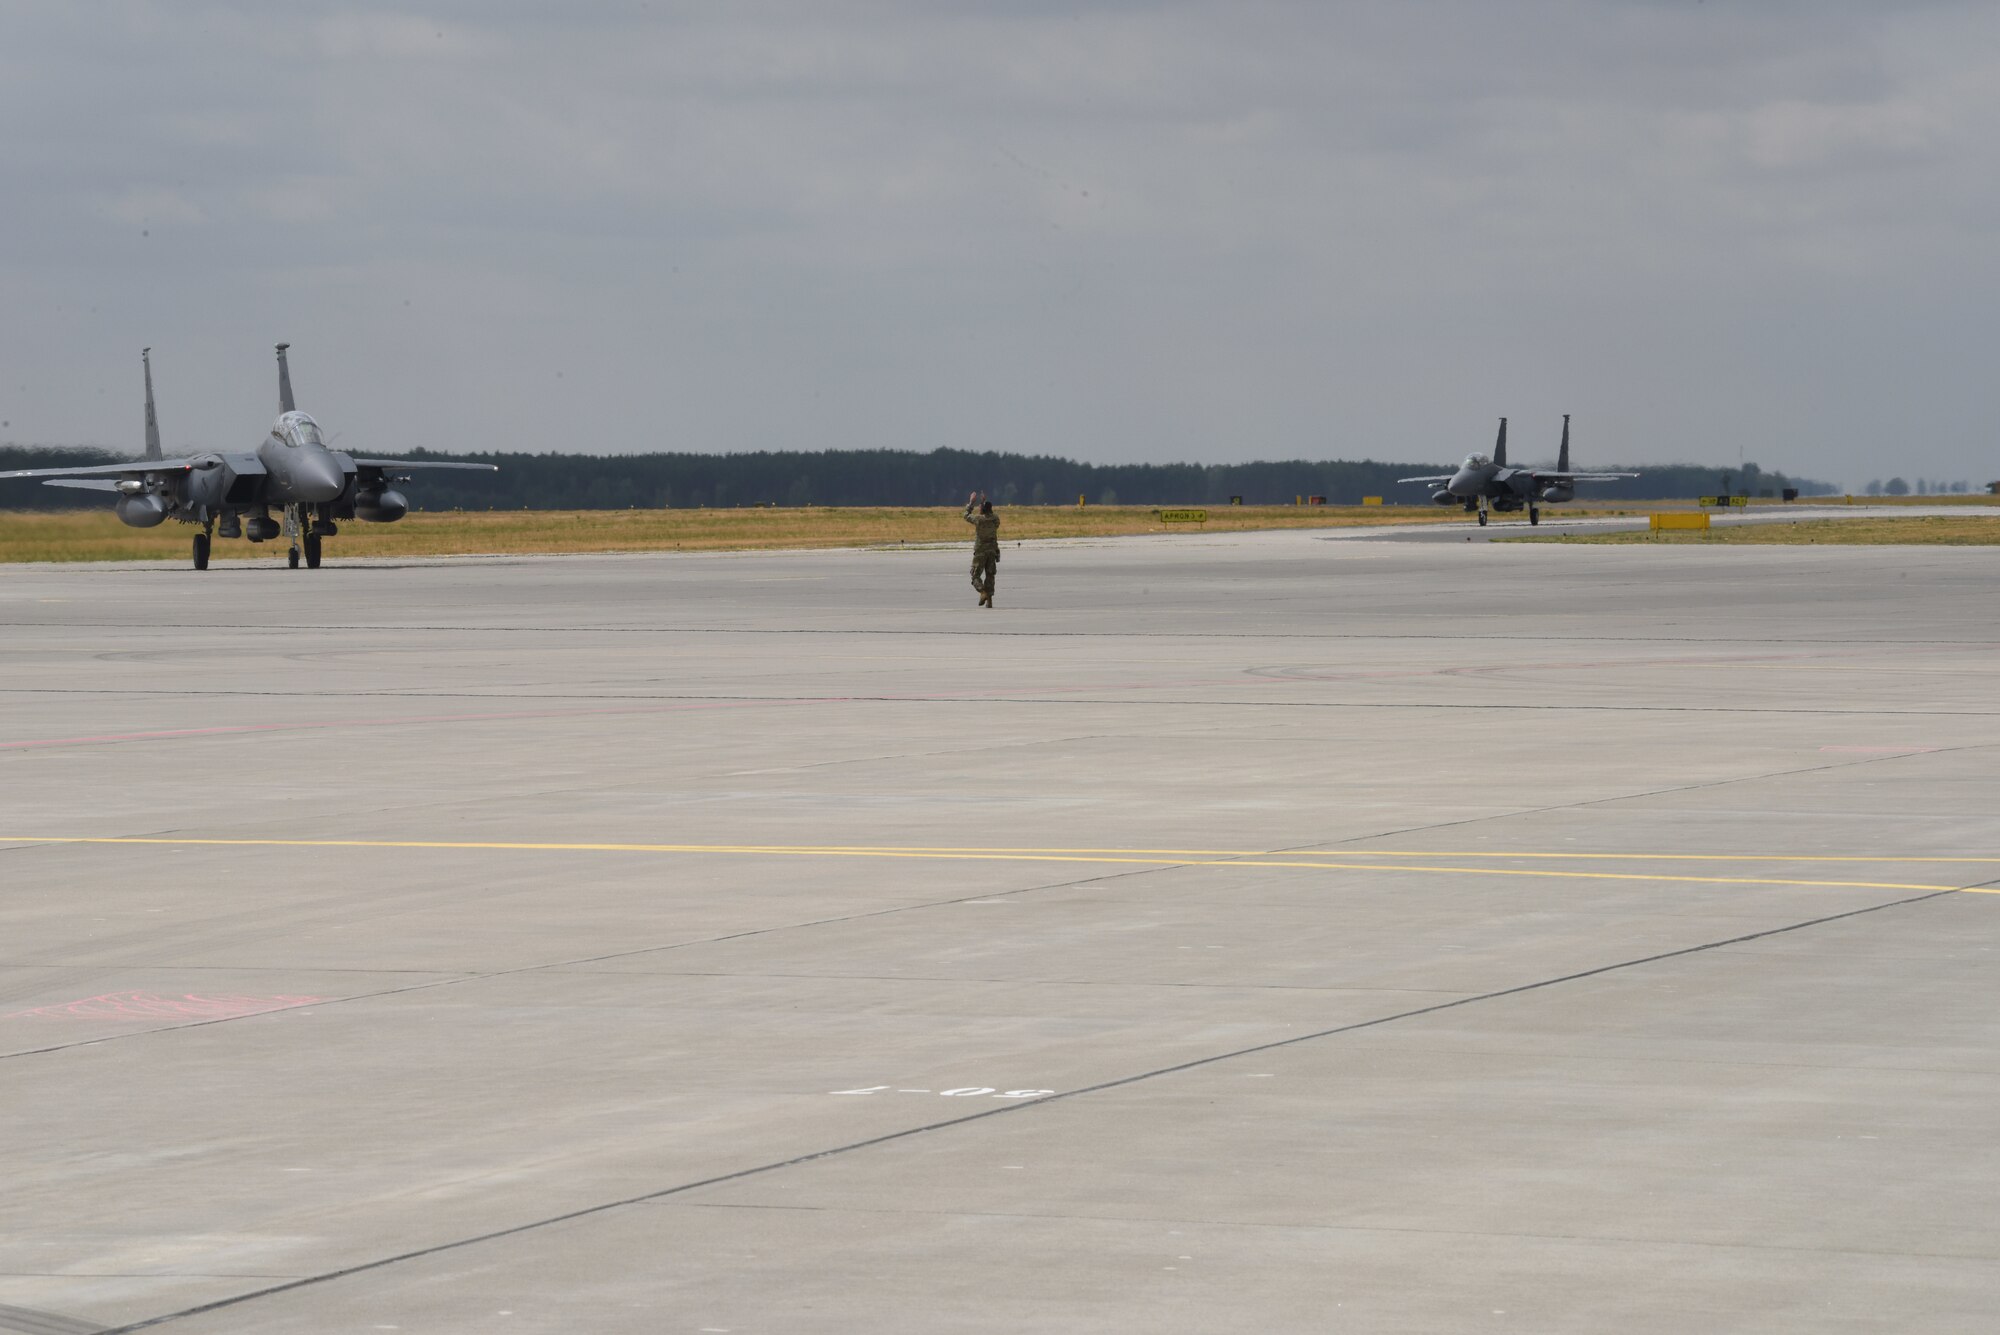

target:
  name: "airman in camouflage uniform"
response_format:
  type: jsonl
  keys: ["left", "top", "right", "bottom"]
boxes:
{"left": 964, "top": 491, "right": 1000, "bottom": 607}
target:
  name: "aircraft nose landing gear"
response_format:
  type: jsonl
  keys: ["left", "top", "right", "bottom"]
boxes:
{"left": 284, "top": 503, "right": 324, "bottom": 568}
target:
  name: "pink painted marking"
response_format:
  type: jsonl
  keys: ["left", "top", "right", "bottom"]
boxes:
{"left": 2, "top": 991, "right": 323, "bottom": 1022}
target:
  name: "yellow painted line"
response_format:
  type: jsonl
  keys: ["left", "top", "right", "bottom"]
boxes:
{"left": 9, "top": 834, "right": 1990, "bottom": 866}
{"left": 793, "top": 846, "right": 2000, "bottom": 867}
{"left": 393, "top": 843, "right": 2000, "bottom": 867}
{"left": 719, "top": 845, "right": 2000, "bottom": 865}
{"left": 1292, "top": 850, "right": 2000, "bottom": 865}
{"left": 3, "top": 835, "right": 1993, "bottom": 894}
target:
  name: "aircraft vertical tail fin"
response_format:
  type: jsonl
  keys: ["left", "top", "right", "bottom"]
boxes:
{"left": 141, "top": 348, "right": 162, "bottom": 461}
{"left": 1557, "top": 414, "right": 1570, "bottom": 472}
{"left": 276, "top": 342, "right": 296, "bottom": 413}
{"left": 1494, "top": 417, "right": 1507, "bottom": 468}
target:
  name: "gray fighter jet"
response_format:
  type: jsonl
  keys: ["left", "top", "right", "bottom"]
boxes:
{"left": 1397, "top": 416, "right": 1636, "bottom": 526}
{"left": 0, "top": 345, "right": 495, "bottom": 569}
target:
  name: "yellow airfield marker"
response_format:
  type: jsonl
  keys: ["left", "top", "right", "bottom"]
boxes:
{"left": 2, "top": 836, "right": 1994, "bottom": 895}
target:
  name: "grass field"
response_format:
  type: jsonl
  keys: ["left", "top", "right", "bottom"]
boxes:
{"left": 0, "top": 504, "right": 1490, "bottom": 563}
{"left": 1507, "top": 514, "right": 2000, "bottom": 545}
{"left": 7, "top": 499, "right": 1992, "bottom": 563}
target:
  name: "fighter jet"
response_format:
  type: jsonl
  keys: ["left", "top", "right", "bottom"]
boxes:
{"left": 1397, "top": 416, "right": 1636, "bottom": 526}
{"left": 0, "top": 345, "right": 496, "bottom": 569}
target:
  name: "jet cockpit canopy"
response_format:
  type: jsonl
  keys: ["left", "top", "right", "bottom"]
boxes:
{"left": 1465, "top": 454, "right": 1489, "bottom": 469}
{"left": 274, "top": 411, "right": 325, "bottom": 448}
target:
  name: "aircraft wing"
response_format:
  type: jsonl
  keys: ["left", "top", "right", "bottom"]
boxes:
{"left": 0, "top": 458, "right": 210, "bottom": 482}
{"left": 1527, "top": 470, "right": 1639, "bottom": 483}
{"left": 1396, "top": 474, "right": 1454, "bottom": 485}
{"left": 352, "top": 458, "right": 499, "bottom": 472}
{"left": 41, "top": 479, "right": 123, "bottom": 492}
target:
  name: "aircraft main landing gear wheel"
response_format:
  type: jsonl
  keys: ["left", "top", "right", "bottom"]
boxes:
{"left": 288, "top": 545, "right": 300, "bottom": 569}
{"left": 304, "top": 532, "right": 322, "bottom": 569}
{"left": 1529, "top": 507, "right": 1540, "bottom": 526}
{"left": 192, "top": 532, "right": 210, "bottom": 570}
{"left": 1477, "top": 511, "right": 1488, "bottom": 527}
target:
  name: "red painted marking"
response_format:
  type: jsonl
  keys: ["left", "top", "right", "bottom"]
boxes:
{"left": 2, "top": 991, "right": 322, "bottom": 1022}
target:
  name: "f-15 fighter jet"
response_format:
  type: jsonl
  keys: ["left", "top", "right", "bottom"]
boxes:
{"left": 1398, "top": 416, "right": 1636, "bottom": 526}
{"left": 0, "top": 344, "right": 495, "bottom": 568}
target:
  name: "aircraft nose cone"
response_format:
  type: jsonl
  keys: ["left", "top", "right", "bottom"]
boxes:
{"left": 294, "top": 453, "right": 345, "bottom": 502}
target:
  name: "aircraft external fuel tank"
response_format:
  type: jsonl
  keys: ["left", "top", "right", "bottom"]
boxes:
{"left": 115, "top": 493, "right": 170, "bottom": 527}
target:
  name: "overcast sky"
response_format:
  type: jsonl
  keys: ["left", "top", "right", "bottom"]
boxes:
{"left": 3, "top": 2, "right": 1995, "bottom": 487}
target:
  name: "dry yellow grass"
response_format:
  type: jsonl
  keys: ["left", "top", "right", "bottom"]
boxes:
{"left": 1510, "top": 515, "right": 2000, "bottom": 545}
{"left": 16, "top": 500, "right": 1967, "bottom": 563}
{"left": 1, "top": 504, "right": 1485, "bottom": 563}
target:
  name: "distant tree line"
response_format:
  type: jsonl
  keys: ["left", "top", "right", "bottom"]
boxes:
{"left": 0, "top": 444, "right": 1838, "bottom": 511}
{"left": 1863, "top": 477, "right": 1977, "bottom": 496}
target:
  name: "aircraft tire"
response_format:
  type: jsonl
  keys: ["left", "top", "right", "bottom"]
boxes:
{"left": 1477, "top": 511, "right": 1488, "bottom": 527}
{"left": 1530, "top": 509, "right": 1540, "bottom": 526}
{"left": 288, "top": 546, "right": 300, "bottom": 570}
{"left": 193, "top": 533, "right": 210, "bottom": 571}
{"left": 304, "top": 533, "right": 322, "bottom": 569}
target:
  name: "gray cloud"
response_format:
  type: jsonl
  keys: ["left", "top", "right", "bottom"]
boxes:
{"left": 3, "top": 1, "right": 1996, "bottom": 488}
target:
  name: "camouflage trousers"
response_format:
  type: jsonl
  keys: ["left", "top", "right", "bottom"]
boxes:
{"left": 970, "top": 545, "right": 999, "bottom": 597}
